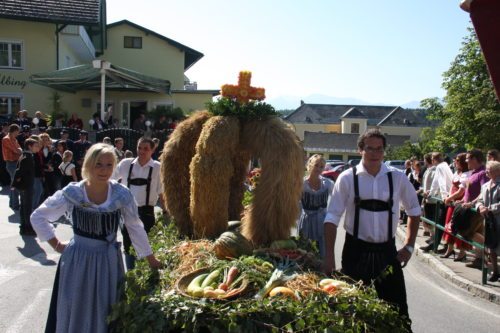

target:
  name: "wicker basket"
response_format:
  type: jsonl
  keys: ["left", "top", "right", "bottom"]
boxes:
{"left": 176, "top": 267, "right": 250, "bottom": 300}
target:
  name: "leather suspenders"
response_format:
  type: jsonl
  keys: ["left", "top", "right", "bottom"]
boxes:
{"left": 353, "top": 166, "right": 394, "bottom": 241}
{"left": 127, "top": 162, "right": 153, "bottom": 206}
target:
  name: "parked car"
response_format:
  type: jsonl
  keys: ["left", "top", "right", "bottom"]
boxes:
{"left": 347, "top": 159, "right": 361, "bottom": 168}
{"left": 324, "top": 160, "right": 345, "bottom": 171}
{"left": 384, "top": 160, "right": 406, "bottom": 171}
{"left": 322, "top": 163, "right": 349, "bottom": 181}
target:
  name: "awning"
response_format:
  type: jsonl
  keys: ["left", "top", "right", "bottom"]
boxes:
{"left": 30, "top": 63, "right": 171, "bottom": 94}
{"left": 461, "top": 0, "right": 500, "bottom": 100}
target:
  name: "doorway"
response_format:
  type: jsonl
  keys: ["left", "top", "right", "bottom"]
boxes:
{"left": 130, "top": 101, "right": 148, "bottom": 129}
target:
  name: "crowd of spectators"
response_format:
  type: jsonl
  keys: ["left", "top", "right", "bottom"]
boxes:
{"left": 1, "top": 110, "right": 167, "bottom": 237}
{"left": 402, "top": 149, "right": 500, "bottom": 282}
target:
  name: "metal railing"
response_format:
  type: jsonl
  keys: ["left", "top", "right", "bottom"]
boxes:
{"left": 420, "top": 196, "right": 488, "bottom": 284}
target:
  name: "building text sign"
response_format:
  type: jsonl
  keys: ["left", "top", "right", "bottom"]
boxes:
{"left": 0, "top": 74, "right": 27, "bottom": 89}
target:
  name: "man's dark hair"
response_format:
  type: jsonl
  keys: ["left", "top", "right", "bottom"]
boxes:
{"left": 357, "top": 129, "right": 386, "bottom": 150}
{"left": 138, "top": 137, "right": 155, "bottom": 149}
{"left": 467, "top": 148, "right": 484, "bottom": 163}
{"left": 57, "top": 140, "right": 67, "bottom": 151}
{"left": 431, "top": 152, "right": 444, "bottom": 163}
{"left": 24, "top": 137, "right": 38, "bottom": 150}
{"left": 424, "top": 153, "right": 432, "bottom": 165}
{"left": 8, "top": 123, "right": 20, "bottom": 133}
{"left": 487, "top": 149, "right": 499, "bottom": 160}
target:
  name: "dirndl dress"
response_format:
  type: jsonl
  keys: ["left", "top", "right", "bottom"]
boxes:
{"left": 297, "top": 176, "right": 333, "bottom": 257}
{"left": 42, "top": 184, "right": 126, "bottom": 333}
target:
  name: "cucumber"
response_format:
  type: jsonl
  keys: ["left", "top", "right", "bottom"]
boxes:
{"left": 201, "top": 269, "right": 221, "bottom": 288}
{"left": 187, "top": 273, "right": 209, "bottom": 294}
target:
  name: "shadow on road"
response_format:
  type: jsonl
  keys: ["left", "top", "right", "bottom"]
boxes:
{"left": 17, "top": 236, "right": 57, "bottom": 266}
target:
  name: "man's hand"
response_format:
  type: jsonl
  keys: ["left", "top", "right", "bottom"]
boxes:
{"left": 146, "top": 254, "right": 162, "bottom": 269}
{"left": 396, "top": 246, "right": 412, "bottom": 268}
{"left": 479, "top": 205, "right": 489, "bottom": 216}
{"left": 322, "top": 257, "right": 336, "bottom": 276}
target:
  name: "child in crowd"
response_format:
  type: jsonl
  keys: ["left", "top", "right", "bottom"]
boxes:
{"left": 59, "top": 150, "right": 78, "bottom": 188}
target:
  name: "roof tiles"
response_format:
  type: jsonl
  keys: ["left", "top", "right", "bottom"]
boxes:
{"left": 0, "top": 0, "right": 102, "bottom": 25}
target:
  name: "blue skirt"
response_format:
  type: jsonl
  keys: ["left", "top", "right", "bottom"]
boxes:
{"left": 297, "top": 208, "right": 327, "bottom": 257}
{"left": 45, "top": 234, "right": 124, "bottom": 333}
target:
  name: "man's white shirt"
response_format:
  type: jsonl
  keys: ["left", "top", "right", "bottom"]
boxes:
{"left": 429, "top": 161, "right": 453, "bottom": 199}
{"left": 113, "top": 157, "right": 163, "bottom": 207}
{"left": 324, "top": 162, "right": 421, "bottom": 243}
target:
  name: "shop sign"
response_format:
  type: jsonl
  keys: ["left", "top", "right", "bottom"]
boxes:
{"left": 0, "top": 74, "right": 27, "bottom": 89}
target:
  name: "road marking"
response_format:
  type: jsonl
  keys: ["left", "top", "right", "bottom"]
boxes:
{"left": 5, "top": 288, "right": 50, "bottom": 333}
{"left": 407, "top": 264, "right": 500, "bottom": 320}
{"left": 0, "top": 266, "right": 24, "bottom": 286}
{"left": 18, "top": 252, "right": 60, "bottom": 267}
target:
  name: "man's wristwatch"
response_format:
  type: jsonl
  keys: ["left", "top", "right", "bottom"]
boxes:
{"left": 404, "top": 245, "right": 414, "bottom": 254}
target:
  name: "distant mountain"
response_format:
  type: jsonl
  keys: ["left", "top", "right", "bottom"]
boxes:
{"left": 401, "top": 100, "right": 422, "bottom": 109}
{"left": 267, "top": 94, "right": 421, "bottom": 110}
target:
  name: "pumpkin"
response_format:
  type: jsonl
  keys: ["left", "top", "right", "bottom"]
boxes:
{"left": 268, "top": 287, "right": 298, "bottom": 300}
{"left": 214, "top": 231, "right": 253, "bottom": 259}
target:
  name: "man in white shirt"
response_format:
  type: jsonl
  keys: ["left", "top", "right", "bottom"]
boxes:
{"left": 421, "top": 152, "right": 453, "bottom": 252}
{"left": 114, "top": 137, "right": 165, "bottom": 269}
{"left": 323, "top": 129, "right": 420, "bottom": 329}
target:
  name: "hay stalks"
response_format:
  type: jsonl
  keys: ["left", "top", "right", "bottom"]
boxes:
{"left": 190, "top": 116, "right": 240, "bottom": 239}
{"left": 161, "top": 111, "right": 211, "bottom": 238}
{"left": 240, "top": 117, "right": 304, "bottom": 246}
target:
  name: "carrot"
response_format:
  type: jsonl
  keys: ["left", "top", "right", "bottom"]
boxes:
{"left": 218, "top": 282, "right": 229, "bottom": 291}
{"left": 226, "top": 266, "right": 239, "bottom": 286}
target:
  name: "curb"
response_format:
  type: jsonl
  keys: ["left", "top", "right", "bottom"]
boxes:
{"left": 396, "top": 227, "right": 500, "bottom": 305}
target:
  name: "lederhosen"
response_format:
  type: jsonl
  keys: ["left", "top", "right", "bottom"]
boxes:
{"left": 121, "top": 162, "right": 155, "bottom": 255}
{"left": 341, "top": 167, "right": 411, "bottom": 325}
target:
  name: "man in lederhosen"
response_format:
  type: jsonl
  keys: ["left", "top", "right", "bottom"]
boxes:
{"left": 323, "top": 129, "right": 421, "bottom": 330}
{"left": 114, "top": 137, "right": 166, "bottom": 269}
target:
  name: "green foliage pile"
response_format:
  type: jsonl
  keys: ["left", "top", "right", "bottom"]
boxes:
{"left": 207, "top": 98, "right": 278, "bottom": 120}
{"left": 109, "top": 223, "right": 409, "bottom": 333}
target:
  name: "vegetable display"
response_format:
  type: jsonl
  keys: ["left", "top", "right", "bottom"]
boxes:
{"left": 109, "top": 223, "right": 410, "bottom": 333}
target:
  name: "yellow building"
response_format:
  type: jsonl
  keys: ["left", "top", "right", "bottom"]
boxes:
{"left": 0, "top": 0, "right": 218, "bottom": 128}
{"left": 285, "top": 103, "right": 434, "bottom": 161}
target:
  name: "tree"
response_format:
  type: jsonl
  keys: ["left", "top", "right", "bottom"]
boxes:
{"left": 429, "top": 27, "right": 500, "bottom": 150}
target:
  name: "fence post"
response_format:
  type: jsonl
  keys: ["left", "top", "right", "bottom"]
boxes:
{"left": 433, "top": 201, "right": 441, "bottom": 252}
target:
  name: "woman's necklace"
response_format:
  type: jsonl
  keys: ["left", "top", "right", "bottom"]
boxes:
{"left": 308, "top": 177, "right": 321, "bottom": 191}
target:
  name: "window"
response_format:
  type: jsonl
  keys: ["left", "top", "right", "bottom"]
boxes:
{"left": 0, "top": 95, "right": 22, "bottom": 116}
{"left": 124, "top": 36, "right": 142, "bottom": 49}
{"left": 0, "top": 41, "right": 23, "bottom": 68}
{"left": 351, "top": 123, "right": 360, "bottom": 134}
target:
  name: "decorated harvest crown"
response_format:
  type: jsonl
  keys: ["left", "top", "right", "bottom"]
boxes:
{"left": 208, "top": 71, "right": 277, "bottom": 118}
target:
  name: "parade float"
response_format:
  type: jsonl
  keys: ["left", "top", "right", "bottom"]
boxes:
{"left": 109, "top": 72, "right": 408, "bottom": 332}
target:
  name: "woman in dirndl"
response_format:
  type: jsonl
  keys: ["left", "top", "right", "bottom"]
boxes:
{"left": 297, "top": 154, "right": 334, "bottom": 257}
{"left": 31, "top": 143, "right": 161, "bottom": 333}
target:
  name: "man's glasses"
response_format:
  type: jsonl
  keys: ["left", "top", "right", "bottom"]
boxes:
{"left": 364, "top": 146, "right": 385, "bottom": 154}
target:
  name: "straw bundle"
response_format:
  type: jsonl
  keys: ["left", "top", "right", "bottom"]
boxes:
{"left": 161, "top": 111, "right": 211, "bottom": 237}
{"left": 240, "top": 117, "right": 304, "bottom": 245}
{"left": 228, "top": 150, "right": 251, "bottom": 220}
{"left": 190, "top": 116, "right": 240, "bottom": 239}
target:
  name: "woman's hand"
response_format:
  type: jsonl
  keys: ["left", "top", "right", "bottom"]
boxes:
{"left": 146, "top": 255, "right": 162, "bottom": 269}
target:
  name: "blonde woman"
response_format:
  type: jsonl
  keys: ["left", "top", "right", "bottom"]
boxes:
{"left": 297, "top": 154, "right": 334, "bottom": 257}
{"left": 58, "top": 150, "right": 78, "bottom": 188}
{"left": 31, "top": 143, "right": 161, "bottom": 333}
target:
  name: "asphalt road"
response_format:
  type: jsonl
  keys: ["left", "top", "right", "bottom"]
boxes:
{"left": 1, "top": 187, "right": 499, "bottom": 332}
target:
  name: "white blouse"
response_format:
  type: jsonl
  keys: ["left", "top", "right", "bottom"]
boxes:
{"left": 30, "top": 181, "right": 153, "bottom": 258}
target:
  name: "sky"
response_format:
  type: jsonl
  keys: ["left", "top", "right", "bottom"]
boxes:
{"left": 106, "top": 0, "right": 471, "bottom": 109}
